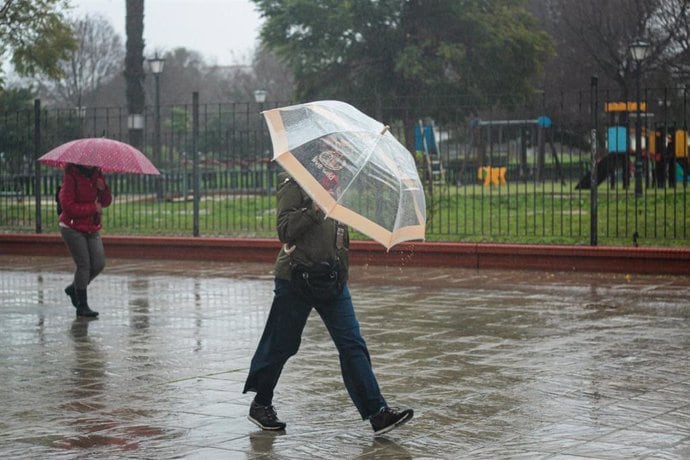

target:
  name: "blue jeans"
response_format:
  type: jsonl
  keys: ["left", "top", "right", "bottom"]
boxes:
{"left": 243, "top": 278, "right": 387, "bottom": 419}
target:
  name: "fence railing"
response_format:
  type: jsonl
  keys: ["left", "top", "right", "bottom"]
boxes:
{"left": 1, "top": 89, "right": 688, "bottom": 246}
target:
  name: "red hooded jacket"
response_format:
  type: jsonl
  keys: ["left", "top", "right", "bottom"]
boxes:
{"left": 58, "top": 164, "right": 112, "bottom": 234}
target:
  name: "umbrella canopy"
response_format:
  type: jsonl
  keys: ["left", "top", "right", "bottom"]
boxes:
{"left": 38, "top": 137, "right": 160, "bottom": 175}
{"left": 263, "top": 100, "right": 426, "bottom": 250}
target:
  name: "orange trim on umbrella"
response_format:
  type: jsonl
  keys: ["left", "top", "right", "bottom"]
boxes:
{"left": 263, "top": 109, "right": 289, "bottom": 156}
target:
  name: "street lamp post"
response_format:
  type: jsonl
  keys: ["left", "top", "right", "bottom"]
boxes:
{"left": 149, "top": 53, "right": 165, "bottom": 200}
{"left": 75, "top": 105, "right": 86, "bottom": 138}
{"left": 630, "top": 39, "right": 650, "bottom": 198}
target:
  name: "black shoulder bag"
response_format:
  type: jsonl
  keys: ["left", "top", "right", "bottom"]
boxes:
{"left": 290, "top": 257, "right": 345, "bottom": 303}
{"left": 286, "top": 220, "right": 347, "bottom": 303}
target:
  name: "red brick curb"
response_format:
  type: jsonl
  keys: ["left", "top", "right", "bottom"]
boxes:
{"left": 1, "top": 233, "right": 687, "bottom": 275}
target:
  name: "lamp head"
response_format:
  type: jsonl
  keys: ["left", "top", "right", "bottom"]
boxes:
{"left": 149, "top": 53, "right": 165, "bottom": 74}
{"left": 630, "top": 40, "right": 650, "bottom": 62}
{"left": 254, "top": 89, "right": 268, "bottom": 103}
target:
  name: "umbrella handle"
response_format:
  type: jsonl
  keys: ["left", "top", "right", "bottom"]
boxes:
{"left": 283, "top": 243, "right": 296, "bottom": 254}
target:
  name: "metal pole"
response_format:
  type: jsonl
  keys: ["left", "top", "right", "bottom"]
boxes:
{"left": 34, "top": 99, "right": 42, "bottom": 234}
{"left": 154, "top": 72, "right": 163, "bottom": 200}
{"left": 634, "top": 62, "right": 643, "bottom": 198}
{"left": 192, "top": 92, "right": 200, "bottom": 237}
{"left": 590, "top": 77, "right": 598, "bottom": 246}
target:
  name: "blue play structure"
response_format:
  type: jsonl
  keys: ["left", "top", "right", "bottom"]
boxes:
{"left": 415, "top": 122, "right": 437, "bottom": 154}
{"left": 608, "top": 126, "right": 628, "bottom": 153}
{"left": 415, "top": 120, "right": 444, "bottom": 184}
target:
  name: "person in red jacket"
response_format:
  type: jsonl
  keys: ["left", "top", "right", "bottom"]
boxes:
{"left": 58, "top": 163, "right": 112, "bottom": 317}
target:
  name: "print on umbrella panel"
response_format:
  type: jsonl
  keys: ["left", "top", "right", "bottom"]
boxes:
{"left": 295, "top": 133, "right": 405, "bottom": 229}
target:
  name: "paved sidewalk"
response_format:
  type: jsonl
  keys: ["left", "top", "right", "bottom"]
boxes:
{"left": 1, "top": 255, "right": 689, "bottom": 459}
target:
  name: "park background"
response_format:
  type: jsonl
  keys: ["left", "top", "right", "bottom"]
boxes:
{"left": 1, "top": 1, "right": 689, "bottom": 248}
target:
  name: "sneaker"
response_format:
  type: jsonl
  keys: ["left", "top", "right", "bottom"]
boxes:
{"left": 370, "top": 407, "right": 413, "bottom": 436}
{"left": 248, "top": 401, "right": 286, "bottom": 431}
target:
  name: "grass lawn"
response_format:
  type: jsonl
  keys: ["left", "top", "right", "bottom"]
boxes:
{"left": 2, "top": 181, "right": 688, "bottom": 246}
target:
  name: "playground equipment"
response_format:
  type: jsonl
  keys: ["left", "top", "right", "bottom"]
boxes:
{"left": 415, "top": 120, "right": 445, "bottom": 186}
{"left": 576, "top": 101, "right": 689, "bottom": 189}
{"left": 466, "top": 115, "right": 562, "bottom": 185}
{"left": 477, "top": 166, "right": 507, "bottom": 186}
{"left": 649, "top": 126, "right": 689, "bottom": 187}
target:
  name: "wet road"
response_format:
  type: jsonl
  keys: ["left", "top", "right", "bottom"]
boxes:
{"left": 1, "top": 255, "right": 689, "bottom": 459}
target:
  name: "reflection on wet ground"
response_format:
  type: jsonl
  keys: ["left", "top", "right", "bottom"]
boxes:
{"left": 1, "top": 255, "right": 689, "bottom": 459}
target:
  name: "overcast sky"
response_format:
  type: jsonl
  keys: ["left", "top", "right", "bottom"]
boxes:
{"left": 68, "top": 0, "right": 264, "bottom": 66}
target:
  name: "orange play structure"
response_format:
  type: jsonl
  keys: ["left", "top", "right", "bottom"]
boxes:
{"left": 477, "top": 166, "right": 507, "bottom": 186}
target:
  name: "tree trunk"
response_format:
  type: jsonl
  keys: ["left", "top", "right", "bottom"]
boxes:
{"left": 402, "top": 114, "right": 417, "bottom": 159}
{"left": 125, "top": 0, "right": 145, "bottom": 148}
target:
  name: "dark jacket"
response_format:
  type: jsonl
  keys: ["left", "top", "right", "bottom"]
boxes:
{"left": 59, "top": 164, "right": 112, "bottom": 234}
{"left": 273, "top": 172, "right": 349, "bottom": 280}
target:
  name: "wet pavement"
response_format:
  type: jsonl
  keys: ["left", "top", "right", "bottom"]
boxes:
{"left": 1, "top": 254, "right": 689, "bottom": 459}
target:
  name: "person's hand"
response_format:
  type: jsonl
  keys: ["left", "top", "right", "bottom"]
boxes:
{"left": 95, "top": 178, "right": 106, "bottom": 191}
{"left": 94, "top": 201, "right": 102, "bottom": 214}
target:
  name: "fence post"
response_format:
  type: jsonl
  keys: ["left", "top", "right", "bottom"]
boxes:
{"left": 192, "top": 92, "right": 200, "bottom": 237}
{"left": 590, "top": 76, "right": 598, "bottom": 246}
{"left": 34, "top": 99, "right": 42, "bottom": 234}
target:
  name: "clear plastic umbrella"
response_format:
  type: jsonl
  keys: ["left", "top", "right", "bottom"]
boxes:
{"left": 263, "top": 100, "right": 426, "bottom": 250}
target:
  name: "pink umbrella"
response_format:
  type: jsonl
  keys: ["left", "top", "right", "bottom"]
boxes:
{"left": 38, "top": 138, "right": 160, "bottom": 175}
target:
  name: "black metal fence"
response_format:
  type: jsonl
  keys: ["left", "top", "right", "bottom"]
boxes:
{"left": 1, "top": 87, "right": 688, "bottom": 246}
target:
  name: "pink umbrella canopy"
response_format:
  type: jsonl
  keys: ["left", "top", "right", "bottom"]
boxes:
{"left": 38, "top": 138, "right": 160, "bottom": 175}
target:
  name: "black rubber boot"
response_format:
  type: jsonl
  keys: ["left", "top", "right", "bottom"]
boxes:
{"left": 65, "top": 284, "right": 77, "bottom": 308}
{"left": 75, "top": 288, "right": 99, "bottom": 318}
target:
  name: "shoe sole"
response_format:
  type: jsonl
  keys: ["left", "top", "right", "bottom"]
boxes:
{"left": 76, "top": 312, "right": 99, "bottom": 317}
{"left": 247, "top": 415, "right": 286, "bottom": 431}
{"left": 373, "top": 412, "right": 414, "bottom": 437}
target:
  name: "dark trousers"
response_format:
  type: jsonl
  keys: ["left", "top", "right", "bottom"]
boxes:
{"left": 243, "top": 278, "right": 387, "bottom": 419}
{"left": 60, "top": 226, "right": 105, "bottom": 289}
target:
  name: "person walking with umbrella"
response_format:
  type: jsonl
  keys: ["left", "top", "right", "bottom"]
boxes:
{"left": 58, "top": 163, "right": 112, "bottom": 317}
{"left": 38, "top": 137, "right": 160, "bottom": 318}
{"left": 243, "top": 167, "right": 414, "bottom": 436}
